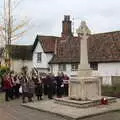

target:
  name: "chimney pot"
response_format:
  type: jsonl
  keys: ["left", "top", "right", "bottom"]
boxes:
{"left": 62, "top": 15, "right": 72, "bottom": 37}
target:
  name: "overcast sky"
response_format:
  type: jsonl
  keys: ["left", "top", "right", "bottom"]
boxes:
{"left": 0, "top": 0, "right": 120, "bottom": 45}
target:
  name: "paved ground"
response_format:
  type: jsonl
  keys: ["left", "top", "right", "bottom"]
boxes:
{"left": 0, "top": 93, "right": 120, "bottom": 120}
{"left": 23, "top": 98, "right": 120, "bottom": 119}
{"left": 82, "top": 112, "right": 120, "bottom": 120}
{"left": 0, "top": 93, "right": 67, "bottom": 120}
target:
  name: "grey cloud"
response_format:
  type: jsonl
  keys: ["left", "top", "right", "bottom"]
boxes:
{"left": 1, "top": 0, "right": 120, "bottom": 44}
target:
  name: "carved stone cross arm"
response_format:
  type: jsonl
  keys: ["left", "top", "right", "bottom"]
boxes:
{"left": 76, "top": 21, "right": 91, "bottom": 37}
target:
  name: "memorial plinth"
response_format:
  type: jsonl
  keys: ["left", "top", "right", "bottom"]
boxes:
{"left": 69, "top": 76, "right": 101, "bottom": 100}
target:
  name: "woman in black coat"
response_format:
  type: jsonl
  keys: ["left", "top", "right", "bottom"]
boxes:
{"left": 35, "top": 77, "right": 43, "bottom": 100}
{"left": 55, "top": 73, "right": 64, "bottom": 98}
{"left": 46, "top": 74, "right": 54, "bottom": 99}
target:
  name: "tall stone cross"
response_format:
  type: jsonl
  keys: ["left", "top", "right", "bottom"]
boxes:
{"left": 76, "top": 21, "right": 91, "bottom": 77}
{"left": 69, "top": 23, "right": 101, "bottom": 100}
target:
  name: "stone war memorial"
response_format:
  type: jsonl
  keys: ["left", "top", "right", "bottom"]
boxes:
{"left": 23, "top": 21, "right": 119, "bottom": 120}
{"left": 55, "top": 21, "right": 116, "bottom": 108}
{"left": 69, "top": 21, "right": 101, "bottom": 101}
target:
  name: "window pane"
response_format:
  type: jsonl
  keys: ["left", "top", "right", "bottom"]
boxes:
{"left": 59, "top": 64, "right": 66, "bottom": 71}
{"left": 71, "top": 64, "right": 78, "bottom": 71}
{"left": 90, "top": 63, "right": 98, "bottom": 70}
{"left": 37, "top": 52, "right": 41, "bottom": 62}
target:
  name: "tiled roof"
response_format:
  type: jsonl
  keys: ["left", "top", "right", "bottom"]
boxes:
{"left": 8, "top": 30, "right": 120, "bottom": 63}
{"left": 50, "top": 31, "right": 120, "bottom": 64}
{"left": 33, "top": 35, "right": 59, "bottom": 53}
{"left": 7, "top": 45, "right": 32, "bottom": 60}
{"left": 88, "top": 31, "right": 120, "bottom": 62}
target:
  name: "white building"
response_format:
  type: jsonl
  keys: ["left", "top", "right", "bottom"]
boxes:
{"left": 7, "top": 15, "right": 120, "bottom": 85}
{"left": 49, "top": 16, "right": 120, "bottom": 85}
{"left": 32, "top": 35, "right": 58, "bottom": 73}
{"left": 9, "top": 45, "right": 33, "bottom": 73}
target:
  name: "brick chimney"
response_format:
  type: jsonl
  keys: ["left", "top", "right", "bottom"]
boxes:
{"left": 61, "top": 15, "right": 72, "bottom": 38}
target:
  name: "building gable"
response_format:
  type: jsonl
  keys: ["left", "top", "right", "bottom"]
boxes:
{"left": 32, "top": 35, "right": 59, "bottom": 53}
{"left": 33, "top": 40, "right": 50, "bottom": 69}
{"left": 34, "top": 40, "right": 44, "bottom": 53}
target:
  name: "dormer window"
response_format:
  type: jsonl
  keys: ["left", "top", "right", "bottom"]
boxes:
{"left": 37, "top": 52, "right": 41, "bottom": 62}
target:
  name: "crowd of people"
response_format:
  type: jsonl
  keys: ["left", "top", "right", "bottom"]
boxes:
{"left": 2, "top": 71, "right": 70, "bottom": 103}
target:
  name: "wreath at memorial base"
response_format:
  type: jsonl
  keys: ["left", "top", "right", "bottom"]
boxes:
{"left": 101, "top": 97, "right": 108, "bottom": 105}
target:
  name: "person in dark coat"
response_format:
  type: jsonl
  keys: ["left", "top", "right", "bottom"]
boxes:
{"left": 52, "top": 75, "right": 56, "bottom": 95}
{"left": 27, "top": 76, "right": 35, "bottom": 102}
{"left": 63, "top": 74, "right": 69, "bottom": 96}
{"left": 32, "top": 74, "right": 38, "bottom": 85}
{"left": 46, "top": 73, "right": 54, "bottom": 99}
{"left": 3, "top": 74, "right": 13, "bottom": 101}
{"left": 42, "top": 74, "right": 48, "bottom": 95}
{"left": 13, "top": 74, "right": 20, "bottom": 98}
{"left": 35, "top": 75, "right": 43, "bottom": 100}
{"left": 32, "top": 74, "right": 38, "bottom": 98}
{"left": 9, "top": 73, "right": 14, "bottom": 100}
{"left": 55, "top": 72, "right": 64, "bottom": 98}
{"left": 21, "top": 75, "right": 29, "bottom": 103}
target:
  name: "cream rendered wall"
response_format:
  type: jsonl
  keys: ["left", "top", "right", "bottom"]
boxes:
{"left": 51, "top": 62, "right": 120, "bottom": 85}
{"left": 51, "top": 64, "right": 77, "bottom": 77}
{"left": 33, "top": 42, "right": 48, "bottom": 69}
{"left": 98, "top": 62, "right": 120, "bottom": 85}
{"left": 98, "top": 63, "right": 120, "bottom": 76}
{"left": 11, "top": 59, "right": 32, "bottom": 73}
{"left": 46, "top": 53, "right": 53, "bottom": 66}
{"left": 33, "top": 42, "right": 54, "bottom": 72}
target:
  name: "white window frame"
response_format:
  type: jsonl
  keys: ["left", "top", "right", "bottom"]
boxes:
{"left": 71, "top": 64, "right": 78, "bottom": 71}
{"left": 59, "top": 64, "right": 66, "bottom": 71}
{"left": 37, "top": 52, "right": 42, "bottom": 63}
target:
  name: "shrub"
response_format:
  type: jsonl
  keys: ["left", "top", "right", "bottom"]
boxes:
{"left": 0, "top": 66, "right": 9, "bottom": 90}
{"left": 0, "top": 66, "right": 9, "bottom": 77}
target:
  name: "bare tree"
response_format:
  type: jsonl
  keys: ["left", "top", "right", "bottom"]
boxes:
{"left": 0, "top": 0, "right": 29, "bottom": 68}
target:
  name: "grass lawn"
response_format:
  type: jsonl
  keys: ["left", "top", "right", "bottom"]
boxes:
{"left": 102, "top": 85, "right": 120, "bottom": 97}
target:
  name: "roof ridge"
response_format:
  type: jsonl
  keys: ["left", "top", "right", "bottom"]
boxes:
{"left": 37, "top": 35, "right": 60, "bottom": 38}
{"left": 92, "top": 30, "right": 120, "bottom": 36}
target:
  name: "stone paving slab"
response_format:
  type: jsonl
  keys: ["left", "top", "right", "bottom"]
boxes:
{"left": 22, "top": 99, "right": 120, "bottom": 120}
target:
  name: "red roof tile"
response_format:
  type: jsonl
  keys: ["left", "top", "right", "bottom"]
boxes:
{"left": 50, "top": 31, "right": 120, "bottom": 64}
{"left": 33, "top": 35, "right": 59, "bottom": 53}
